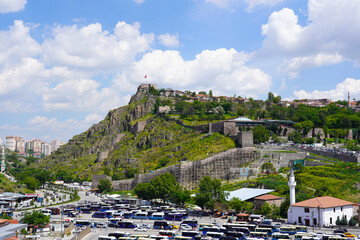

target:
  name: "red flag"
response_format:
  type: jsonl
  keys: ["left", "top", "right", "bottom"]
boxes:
{"left": 144, "top": 75, "right": 147, "bottom": 78}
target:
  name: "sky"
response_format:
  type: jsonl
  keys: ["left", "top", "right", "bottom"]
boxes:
{"left": 1, "top": 0, "right": 360, "bottom": 143}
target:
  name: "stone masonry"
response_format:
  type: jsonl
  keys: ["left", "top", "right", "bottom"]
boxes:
{"left": 112, "top": 147, "right": 256, "bottom": 191}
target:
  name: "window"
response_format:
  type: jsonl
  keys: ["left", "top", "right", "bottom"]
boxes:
{"left": 333, "top": 208, "right": 335, "bottom": 212}
{"left": 330, "top": 217, "right": 332, "bottom": 224}
{"left": 341, "top": 207, "right": 343, "bottom": 211}
{"left": 304, "top": 208, "right": 309, "bottom": 213}
{"left": 298, "top": 217, "right": 302, "bottom": 224}
{"left": 313, "top": 218, "right": 317, "bottom": 226}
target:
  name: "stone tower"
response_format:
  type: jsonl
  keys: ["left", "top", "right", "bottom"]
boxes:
{"left": 288, "top": 166, "right": 296, "bottom": 205}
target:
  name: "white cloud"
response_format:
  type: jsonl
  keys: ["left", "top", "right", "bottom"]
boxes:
{"left": 40, "top": 78, "right": 125, "bottom": 113}
{"left": 260, "top": 0, "right": 360, "bottom": 75}
{"left": 0, "top": 0, "right": 26, "bottom": 13}
{"left": 293, "top": 78, "right": 360, "bottom": 101}
{"left": 0, "top": 20, "right": 41, "bottom": 68}
{"left": 244, "top": 0, "right": 284, "bottom": 11}
{"left": 121, "top": 48, "right": 271, "bottom": 98}
{"left": 283, "top": 53, "right": 343, "bottom": 78}
{"left": 27, "top": 115, "right": 97, "bottom": 142}
{"left": 42, "top": 21, "right": 154, "bottom": 71}
{"left": 158, "top": 33, "right": 180, "bottom": 48}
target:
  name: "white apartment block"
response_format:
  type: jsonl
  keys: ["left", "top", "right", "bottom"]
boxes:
{"left": 41, "top": 142, "right": 52, "bottom": 156}
{"left": 51, "top": 140, "right": 64, "bottom": 152}
{"left": 5, "top": 136, "right": 16, "bottom": 151}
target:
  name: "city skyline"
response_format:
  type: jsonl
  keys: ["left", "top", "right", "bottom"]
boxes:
{"left": 1, "top": 0, "right": 360, "bottom": 142}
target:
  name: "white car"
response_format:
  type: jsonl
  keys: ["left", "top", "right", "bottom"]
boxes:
{"left": 134, "top": 227, "right": 147, "bottom": 232}
{"left": 181, "top": 224, "right": 192, "bottom": 231}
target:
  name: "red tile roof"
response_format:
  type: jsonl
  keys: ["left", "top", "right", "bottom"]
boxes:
{"left": 254, "top": 194, "right": 282, "bottom": 200}
{"left": 291, "top": 196, "right": 354, "bottom": 208}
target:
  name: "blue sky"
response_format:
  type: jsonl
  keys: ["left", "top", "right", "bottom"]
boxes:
{"left": 1, "top": 0, "right": 360, "bottom": 143}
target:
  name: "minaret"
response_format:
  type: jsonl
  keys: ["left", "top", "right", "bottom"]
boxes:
{"left": 348, "top": 92, "right": 350, "bottom": 108}
{"left": 288, "top": 166, "right": 296, "bottom": 205}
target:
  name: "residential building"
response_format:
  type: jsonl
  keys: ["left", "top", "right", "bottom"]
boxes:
{"left": 5, "top": 136, "right": 16, "bottom": 151}
{"left": 287, "top": 196, "right": 355, "bottom": 227}
{"left": 51, "top": 140, "right": 64, "bottom": 152}
{"left": 16, "top": 138, "right": 25, "bottom": 154}
{"left": 31, "top": 139, "right": 42, "bottom": 153}
{"left": 41, "top": 142, "right": 52, "bottom": 156}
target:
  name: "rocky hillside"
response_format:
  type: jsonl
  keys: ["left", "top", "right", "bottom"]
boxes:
{"left": 35, "top": 85, "right": 236, "bottom": 181}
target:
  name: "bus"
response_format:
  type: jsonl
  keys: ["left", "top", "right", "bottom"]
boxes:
{"left": 294, "top": 233, "right": 314, "bottom": 240}
{"left": 133, "top": 212, "right": 148, "bottom": 219}
{"left": 108, "top": 232, "right": 131, "bottom": 239}
{"left": 271, "top": 233, "right": 291, "bottom": 240}
{"left": 202, "top": 226, "right": 221, "bottom": 234}
{"left": 181, "top": 220, "right": 198, "bottom": 228}
{"left": 149, "top": 212, "right": 165, "bottom": 220}
{"left": 206, "top": 232, "right": 225, "bottom": 239}
{"left": 75, "top": 220, "right": 92, "bottom": 227}
{"left": 249, "top": 232, "right": 268, "bottom": 240}
{"left": 165, "top": 213, "right": 183, "bottom": 221}
{"left": 174, "top": 237, "right": 192, "bottom": 240}
{"left": 229, "top": 227, "right": 250, "bottom": 236}
{"left": 295, "top": 226, "right": 308, "bottom": 233}
{"left": 257, "top": 224, "right": 278, "bottom": 233}
{"left": 92, "top": 211, "right": 107, "bottom": 218}
{"left": 224, "top": 231, "right": 246, "bottom": 240}
{"left": 182, "top": 231, "right": 200, "bottom": 239}
{"left": 123, "top": 211, "right": 134, "bottom": 219}
{"left": 154, "top": 221, "right": 172, "bottom": 230}
{"left": 80, "top": 207, "right": 92, "bottom": 214}
{"left": 90, "top": 205, "right": 101, "bottom": 211}
{"left": 159, "top": 230, "right": 176, "bottom": 239}
{"left": 98, "top": 236, "right": 116, "bottom": 240}
{"left": 255, "top": 228, "right": 273, "bottom": 236}
{"left": 101, "top": 205, "right": 113, "bottom": 212}
{"left": 118, "top": 221, "right": 137, "bottom": 229}
{"left": 279, "top": 227, "right": 296, "bottom": 235}
{"left": 198, "top": 223, "right": 214, "bottom": 231}
{"left": 227, "top": 224, "right": 256, "bottom": 232}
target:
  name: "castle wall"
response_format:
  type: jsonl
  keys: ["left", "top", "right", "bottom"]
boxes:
{"left": 112, "top": 148, "right": 256, "bottom": 191}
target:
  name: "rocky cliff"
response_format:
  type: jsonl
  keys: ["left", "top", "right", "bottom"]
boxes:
{"left": 35, "top": 84, "right": 236, "bottom": 181}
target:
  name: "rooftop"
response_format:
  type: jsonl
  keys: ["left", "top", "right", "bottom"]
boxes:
{"left": 254, "top": 194, "right": 282, "bottom": 201}
{"left": 226, "top": 188, "right": 274, "bottom": 201}
{"left": 291, "top": 196, "right": 354, "bottom": 208}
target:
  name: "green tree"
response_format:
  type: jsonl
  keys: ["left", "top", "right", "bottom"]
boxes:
{"left": 195, "top": 176, "right": 228, "bottom": 211}
{"left": 134, "top": 182, "right": 155, "bottom": 201}
{"left": 98, "top": 179, "right": 112, "bottom": 193}
{"left": 23, "top": 176, "right": 39, "bottom": 190}
{"left": 261, "top": 162, "right": 276, "bottom": 175}
{"left": 209, "top": 90, "right": 213, "bottom": 97}
{"left": 150, "top": 172, "right": 180, "bottom": 203}
{"left": 253, "top": 125, "right": 270, "bottom": 144}
{"left": 229, "top": 197, "right": 253, "bottom": 213}
{"left": 21, "top": 211, "right": 50, "bottom": 233}
{"left": 257, "top": 202, "right": 272, "bottom": 216}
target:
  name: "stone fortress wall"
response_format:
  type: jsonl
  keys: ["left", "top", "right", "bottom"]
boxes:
{"left": 111, "top": 147, "right": 256, "bottom": 191}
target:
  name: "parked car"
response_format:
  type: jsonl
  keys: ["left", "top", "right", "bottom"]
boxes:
{"left": 134, "top": 226, "right": 147, "bottom": 232}
{"left": 181, "top": 224, "right": 192, "bottom": 231}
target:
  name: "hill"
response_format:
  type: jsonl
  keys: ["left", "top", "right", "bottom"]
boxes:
{"left": 35, "top": 85, "right": 236, "bottom": 181}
